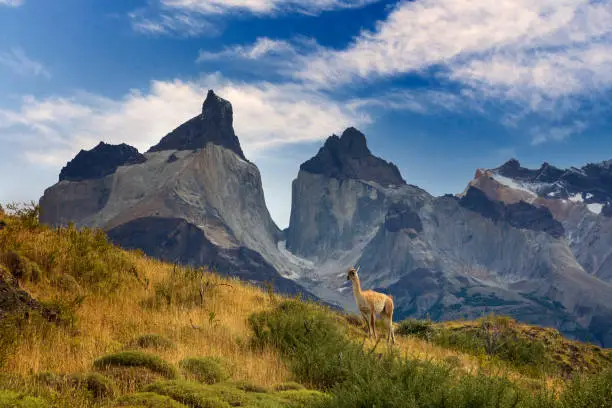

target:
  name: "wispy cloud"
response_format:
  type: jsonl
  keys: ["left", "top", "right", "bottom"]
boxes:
{"left": 292, "top": 0, "right": 612, "bottom": 110}
{"left": 530, "top": 121, "right": 588, "bottom": 145}
{"left": 199, "top": 0, "right": 611, "bottom": 143}
{"left": 197, "top": 37, "right": 298, "bottom": 61}
{"left": 0, "top": 0, "right": 24, "bottom": 7}
{"left": 0, "top": 48, "right": 50, "bottom": 78}
{"left": 160, "top": 0, "right": 381, "bottom": 15}
{"left": 128, "top": 9, "right": 219, "bottom": 37}
{"left": 0, "top": 75, "right": 369, "bottom": 166}
{"left": 130, "top": 0, "right": 380, "bottom": 37}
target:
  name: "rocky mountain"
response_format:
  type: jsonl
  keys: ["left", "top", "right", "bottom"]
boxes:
{"left": 468, "top": 160, "right": 612, "bottom": 284}
{"left": 38, "top": 91, "right": 612, "bottom": 346}
{"left": 39, "top": 90, "right": 312, "bottom": 298}
{"left": 284, "top": 137, "right": 612, "bottom": 347}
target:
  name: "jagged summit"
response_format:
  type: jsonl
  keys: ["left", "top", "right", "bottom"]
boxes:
{"left": 148, "top": 90, "right": 247, "bottom": 160}
{"left": 300, "top": 127, "right": 405, "bottom": 187}
{"left": 59, "top": 142, "right": 146, "bottom": 182}
{"left": 495, "top": 159, "right": 564, "bottom": 183}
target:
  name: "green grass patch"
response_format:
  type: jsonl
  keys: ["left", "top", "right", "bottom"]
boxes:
{"left": 273, "top": 382, "right": 305, "bottom": 392}
{"left": 69, "top": 372, "right": 116, "bottom": 399}
{"left": 144, "top": 380, "right": 329, "bottom": 408}
{"left": 94, "top": 351, "right": 178, "bottom": 379}
{"left": 179, "top": 357, "right": 231, "bottom": 384}
{"left": 0, "top": 390, "right": 48, "bottom": 408}
{"left": 115, "top": 392, "right": 189, "bottom": 407}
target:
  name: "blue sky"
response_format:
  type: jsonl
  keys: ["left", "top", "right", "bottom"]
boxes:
{"left": 1, "top": 0, "right": 612, "bottom": 227}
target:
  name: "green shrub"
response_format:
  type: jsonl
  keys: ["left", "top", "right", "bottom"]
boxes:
{"left": 94, "top": 352, "right": 178, "bottom": 379}
{"left": 179, "top": 357, "right": 230, "bottom": 384}
{"left": 560, "top": 369, "right": 612, "bottom": 408}
{"left": 115, "top": 392, "right": 189, "bottom": 407}
{"left": 145, "top": 380, "right": 329, "bottom": 408}
{"left": 273, "top": 382, "right": 305, "bottom": 391}
{"left": 249, "top": 300, "right": 360, "bottom": 389}
{"left": 233, "top": 381, "right": 268, "bottom": 393}
{"left": 0, "top": 390, "right": 48, "bottom": 408}
{"left": 131, "top": 334, "right": 176, "bottom": 351}
{"left": 396, "top": 318, "right": 435, "bottom": 338}
{"left": 70, "top": 372, "right": 116, "bottom": 399}
{"left": 0, "top": 251, "right": 42, "bottom": 283}
{"left": 248, "top": 302, "right": 562, "bottom": 408}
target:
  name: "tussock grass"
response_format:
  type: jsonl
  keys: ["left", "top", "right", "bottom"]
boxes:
{"left": 94, "top": 352, "right": 178, "bottom": 380}
{"left": 179, "top": 357, "right": 231, "bottom": 384}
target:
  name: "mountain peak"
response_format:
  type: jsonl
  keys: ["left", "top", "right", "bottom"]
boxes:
{"left": 300, "top": 127, "right": 405, "bottom": 187}
{"left": 59, "top": 142, "right": 146, "bottom": 182}
{"left": 148, "top": 90, "right": 246, "bottom": 160}
{"left": 337, "top": 127, "right": 370, "bottom": 157}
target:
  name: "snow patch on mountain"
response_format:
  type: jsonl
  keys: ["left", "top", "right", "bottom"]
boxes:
{"left": 587, "top": 203, "right": 603, "bottom": 215}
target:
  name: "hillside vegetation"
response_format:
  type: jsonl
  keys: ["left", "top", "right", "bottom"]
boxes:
{"left": 0, "top": 203, "right": 611, "bottom": 408}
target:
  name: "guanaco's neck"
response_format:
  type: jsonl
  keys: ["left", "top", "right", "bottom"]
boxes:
{"left": 351, "top": 277, "right": 364, "bottom": 299}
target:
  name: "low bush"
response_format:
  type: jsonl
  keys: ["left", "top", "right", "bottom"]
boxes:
{"left": 0, "top": 251, "right": 42, "bottom": 283}
{"left": 249, "top": 302, "right": 573, "bottom": 408}
{"left": 94, "top": 351, "right": 178, "bottom": 379}
{"left": 560, "top": 369, "right": 612, "bottom": 408}
{"left": 273, "top": 382, "right": 305, "bottom": 391}
{"left": 0, "top": 390, "right": 48, "bottom": 408}
{"left": 249, "top": 300, "right": 360, "bottom": 389}
{"left": 70, "top": 372, "right": 116, "bottom": 399}
{"left": 145, "top": 380, "right": 330, "bottom": 408}
{"left": 395, "top": 318, "right": 435, "bottom": 338}
{"left": 115, "top": 392, "right": 189, "bottom": 407}
{"left": 179, "top": 357, "right": 231, "bottom": 385}
{"left": 233, "top": 381, "right": 268, "bottom": 393}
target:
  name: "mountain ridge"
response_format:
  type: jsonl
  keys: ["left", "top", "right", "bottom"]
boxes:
{"left": 38, "top": 90, "right": 612, "bottom": 346}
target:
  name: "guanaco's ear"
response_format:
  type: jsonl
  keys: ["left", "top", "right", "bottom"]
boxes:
{"left": 356, "top": 265, "right": 360, "bottom": 273}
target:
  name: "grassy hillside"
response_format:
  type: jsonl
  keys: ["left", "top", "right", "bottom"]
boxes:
{"left": 0, "top": 203, "right": 611, "bottom": 408}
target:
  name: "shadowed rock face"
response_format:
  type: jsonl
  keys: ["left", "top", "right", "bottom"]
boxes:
{"left": 459, "top": 187, "right": 565, "bottom": 238}
{"left": 59, "top": 142, "right": 146, "bottom": 182}
{"left": 107, "top": 217, "right": 315, "bottom": 299}
{"left": 148, "top": 90, "right": 246, "bottom": 160}
{"left": 300, "top": 127, "right": 405, "bottom": 187}
{"left": 384, "top": 203, "right": 423, "bottom": 233}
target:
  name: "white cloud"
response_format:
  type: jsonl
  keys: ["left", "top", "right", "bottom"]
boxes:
{"left": 131, "top": 0, "right": 380, "bottom": 37}
{"left": 0, "top": 76, "right": 369, "bottom": 167}
{"left": 0, "top": 48, "right": 50, "bottom": 78}
{"left": 128, "top": 10, "right": 219, "bottom": 37}
{"left": 289, "top": 0, "right": 612, "bottom": 115}
{"left": 0, "top": 0, "right": 23, "bottom": 6}
{"left": 197, "top": 37, "right": 298, "bottom": 61}
{"left": 530, "top": 121, "right": 588, "bottom": 145}
{"left": 161, "top": 0, "right": 380, "bottom": 15}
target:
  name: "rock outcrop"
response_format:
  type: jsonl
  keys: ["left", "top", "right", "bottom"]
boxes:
{"left": 300, "top": 127, "right": 405, "bottom": 187}
{"left": 149, "top": 90, "right": 246, "bottom": 160}
{"left": 39, "top": 90, "right": 311, "bottom": 298}
{"left": 59, "top": 142, "right": 146, "bottom": 182}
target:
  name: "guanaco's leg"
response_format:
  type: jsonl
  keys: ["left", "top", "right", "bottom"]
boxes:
{"left": 370, "top": 309, "right": 377, "bottom": 339}
{"left": 360, "top": 311, "right": 371, "bottom": 336}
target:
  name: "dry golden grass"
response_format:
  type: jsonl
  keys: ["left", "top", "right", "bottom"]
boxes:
{"left": 8, "top": 254, "right": 290, "bottom": 387}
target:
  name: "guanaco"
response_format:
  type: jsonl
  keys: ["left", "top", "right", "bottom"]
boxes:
{"left": 346, "top": 266, "right": 395, "bottom": 344}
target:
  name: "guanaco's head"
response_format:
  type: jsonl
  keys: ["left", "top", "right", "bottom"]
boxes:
{"left": 346, "top": 266, "right": 360, "bottom": 281}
